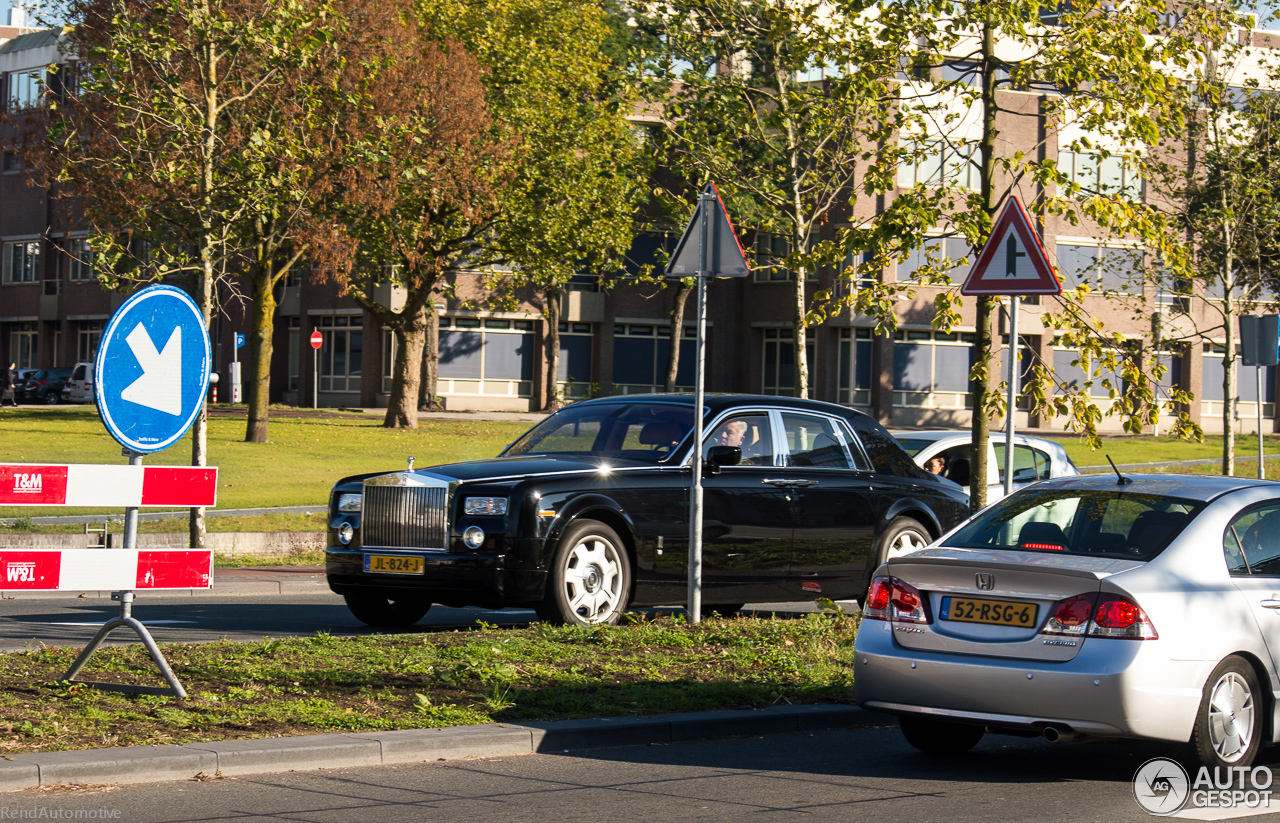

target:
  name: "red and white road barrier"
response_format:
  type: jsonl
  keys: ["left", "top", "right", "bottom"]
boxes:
{"left": 0, "top": 464, "right": 217, "bottom": 507}
{"left": 0, "top": 549, "right": 213, "bottom": 590}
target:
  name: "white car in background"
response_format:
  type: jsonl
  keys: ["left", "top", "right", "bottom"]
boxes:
{"left": 892, "top": 431, "right": 1079, "bottom": 502}
{"left": 60, "top": 361, "right": 95, "bottom": 404}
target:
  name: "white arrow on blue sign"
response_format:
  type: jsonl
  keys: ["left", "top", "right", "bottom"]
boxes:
{"left": 94, "top": 285, "right": 211, "bottom": 454}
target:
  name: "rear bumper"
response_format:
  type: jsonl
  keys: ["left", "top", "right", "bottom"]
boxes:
{"left": 325, "top": 548, "right": 546, "bottom": 609}
{"left": 853, "top": 618, "right": 1208, "bottom": 743}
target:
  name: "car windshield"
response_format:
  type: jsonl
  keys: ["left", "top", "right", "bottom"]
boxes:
{"left": 946, "top": 489, "right": 1205, "bottom": 561}
{"left": 503, "top": 402, "right": 695, "bottom": 462}
{"left": 894, "top": 438, "right": 934, "bottom": 457}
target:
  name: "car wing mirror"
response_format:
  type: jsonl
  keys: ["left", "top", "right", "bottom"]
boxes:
{"left": 707, "top": 445, "right": 742, "bottom": 468}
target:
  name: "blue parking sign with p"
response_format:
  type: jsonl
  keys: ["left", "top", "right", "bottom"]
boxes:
{"left": 94, "top": 285, "right": 211, "bottom": 454}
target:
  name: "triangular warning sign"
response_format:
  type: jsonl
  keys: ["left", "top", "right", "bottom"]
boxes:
{"left": 666, "top": 183, "right": 751, "bottom": 278}
{"left": 960, "top": 196, "right": 1061, "bottom": 296}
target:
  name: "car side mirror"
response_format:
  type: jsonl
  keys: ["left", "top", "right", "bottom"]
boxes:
{"left": 708, "top": 446, "right": 741, "bottom": 467}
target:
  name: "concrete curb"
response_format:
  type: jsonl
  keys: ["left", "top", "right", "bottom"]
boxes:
{"left": 0, "top": 704, "right": 884, "bottom": 791}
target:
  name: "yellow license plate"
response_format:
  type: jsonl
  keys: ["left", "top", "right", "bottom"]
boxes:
{"left": 364, "top": 555, "right": 424, "bottom": 575}
{"left": 941, "top": 596, "right": 1038, "bottom": 627}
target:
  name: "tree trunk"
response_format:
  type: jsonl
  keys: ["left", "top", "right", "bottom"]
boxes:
{"left": 1224, "top": 244, "right": 1237, "bottom": 476}
{"left": 664, "top": 281, "right": 693, "bottom": 392}
{"left": 191, "top": 19, "right": 215, "bottom": 551}
{"left": 792, "top": 274, "right": 808, "bottom": 399}
{"left": 244, "top": 266, "right": 276, "bottom": 443}
{"left": 543, "top": 291, "right": 562, "bottom": 411}
{"left": 384, "top": 306, "right": 427, "bottom": 429}
{"left": 969, "top": 12, "right": 1000, "bottom": 513}
{"left": 418, "top": 300, "right": 442, "bottom": 411}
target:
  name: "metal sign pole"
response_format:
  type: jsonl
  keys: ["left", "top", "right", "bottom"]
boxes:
{"left": 1004, "top": 296, "right": 1019, "bottom": 498}
{"left": 313, "top": 344, "right": 319, "bottom": 410}
{"left": 687, "top": 188, "right": 712, "bottom": 625}
{"left": 1259, "top": 366, "right": 1266, "bottom": 480}
{"left": 61, "top": 447, "right": 187, "bottom": 697}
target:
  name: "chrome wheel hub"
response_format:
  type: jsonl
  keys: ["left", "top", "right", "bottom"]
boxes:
{"left": 886, "top": 529, "right": 928, "bottom": 562}
{"left": 1209, "top": 672, "right": 1255, "bottom": 763}
{"left": 563, "top": 536, "right": 622, "bottom": 623}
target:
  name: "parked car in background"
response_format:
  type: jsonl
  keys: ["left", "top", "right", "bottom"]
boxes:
{"left": 326, "top": 394, "right": 970, "bottom": 628}
{"left": 19, "top": 368, "right": 72, "bottom": 405}
{"left": 10, "top": 369, "right": 37, "bottom": 402}
{"left": 892, "top": 431, "right": 1079, "bottom": 502}
{"left": 855, "top": 473, "right": 1280, "bottom": 770}
{"left": 60, "top": 362, "right": 95, "bottom": 404}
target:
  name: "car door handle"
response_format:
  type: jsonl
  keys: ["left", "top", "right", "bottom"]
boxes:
{"left": 1262, "top": 600, "right": 1280, "bottom": 609}
{"left": 762, "top": 479, "right": 818, "bottom": 487}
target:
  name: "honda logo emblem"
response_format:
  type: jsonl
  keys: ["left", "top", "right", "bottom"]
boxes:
{"left": 975, "top": 573, "right": 995, "bottom": 591}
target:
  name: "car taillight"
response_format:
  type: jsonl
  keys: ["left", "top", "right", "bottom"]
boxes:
{"left": 1039, "top": 594, "right": 1097, "bottom": 636}
{"left": 1089, "top": 596, "right": 1158, "bottom": 639}
{"left": 862, "top": 576, "right": 929, "bottom": 624}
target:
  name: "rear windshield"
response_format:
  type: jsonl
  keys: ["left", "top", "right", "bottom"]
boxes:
{"left": 947, "top": 489, "right": 1205, "bottom": 561}
{"left": 503, "top": 402, "right": 694, "bottom": 463}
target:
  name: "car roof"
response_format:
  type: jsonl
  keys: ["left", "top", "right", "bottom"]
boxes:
{"left": 570, "top": 393, "right": 875, "bottom": 421}
{"left": 1028, "top": 473, "right": 1273, "bottom": 502}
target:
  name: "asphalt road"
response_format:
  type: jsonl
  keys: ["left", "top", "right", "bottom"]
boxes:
{"left": 0, "top": 592, "right": 833, "bottom": 651}
{"left": 2, "top": 725, "right": 1276, "bottom": 822}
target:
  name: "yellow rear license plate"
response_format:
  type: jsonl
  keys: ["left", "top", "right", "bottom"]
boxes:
{"left": 364, "top": 555, "right": 424, "bottom": 575}
{"left": 941, "top": 596, "right": 1038, "bottom": 627}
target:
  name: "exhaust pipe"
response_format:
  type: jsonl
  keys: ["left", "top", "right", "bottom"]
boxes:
{"left": 1042, "top": 725, "right": 1080, "bottom": 743}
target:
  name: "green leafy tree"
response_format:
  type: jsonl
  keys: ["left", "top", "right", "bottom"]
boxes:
{"left": 634, "top": 0, "right": 908, "bottom": 401}
{"left": 874, "top": 0, "right": 1233, "bottom": 508}
{"left": 25, "top": 0, "right": 336, "bottom": 543}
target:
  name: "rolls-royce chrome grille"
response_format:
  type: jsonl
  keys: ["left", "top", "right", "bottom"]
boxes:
{"left": 361, "top": 485, "right": 448, "bottom": 550}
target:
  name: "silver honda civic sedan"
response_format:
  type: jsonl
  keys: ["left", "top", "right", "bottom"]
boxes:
{"left": 854, "top": 473, "right": 1280, "bottom": 769}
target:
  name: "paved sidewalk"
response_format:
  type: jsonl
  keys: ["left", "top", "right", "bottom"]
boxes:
{"left": 0, "top": 704, "right": 882, "bottom": 792}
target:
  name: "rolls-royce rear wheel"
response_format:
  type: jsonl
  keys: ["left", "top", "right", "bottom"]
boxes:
{"left": 343, "top": 591, "right": 431, "bottom": 628}
{"left": 537, "top": 520, "right": 631, "bottom": 626}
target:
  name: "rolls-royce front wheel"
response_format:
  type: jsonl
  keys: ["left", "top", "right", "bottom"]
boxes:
{"left": 537, "top": 520, "right": 631, "bottom": 626}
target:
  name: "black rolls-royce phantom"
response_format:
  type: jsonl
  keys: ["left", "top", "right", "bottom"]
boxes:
{"left": 326, "top": 394, "right": 970, "bottom": 626}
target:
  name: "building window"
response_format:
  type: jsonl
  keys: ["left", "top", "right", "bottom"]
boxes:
{"left": 1056, "top": 242, "right": 1142, "bottom": 293}
{"left": 897, "top": 237, "right": 972, "bottom": 284}
{"left": 838, "top": 328, "right": 874, "bottom": 407}
{"left": 437, "top": 316, "right": 536, "bottom": 397}
{"left": 1058, "top": 149, "right": 1142, "bottom": 199}
{"left": 68, "top": 237, "right": 95, "bottom": 282}
{"left": 288, "top": 317, "right": 300, "bottom": 391}
{"left": 317, "top": 315, "right": 362, "bottom": 393}
{"left": 8, "top": 322, "right": 36, "bottom": 369}
{"left": 2, "top": 241, "right": 40, "bottom": 284}
{"left": 1202, "top": 343, "right": 1275, "bottom": 415}
{"left": 2, "top": 150, "right": 19, "bottom": 173}
{"left": 752, "top": 234, "right": 818, "bottom": 282}
{"left": 892, "top": 329, "right": 976, "bottom": 408}
{"left": 897, "top": 140, "right": 980, "bottom": 190}
{"left": 557, "top": 322, "right": 594, "bottom": 398}
{"left": 6, "top": 68, "right": 45, "bottom": 109}
{"left": 763, "top": 327, "right": 816, "bottom": 396}
{"left": 613, "top": 323, "right": 695, "bottom": 393}
{"left": 76, "top": 320, "right": 103, "bottom": 363}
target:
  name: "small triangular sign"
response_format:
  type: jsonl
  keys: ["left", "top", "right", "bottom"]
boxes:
{"left": 666, "top": 183, "right": 751, "bottom": 278}
{"left": 960, "top": 196, "right": 1061, "bottom": 296}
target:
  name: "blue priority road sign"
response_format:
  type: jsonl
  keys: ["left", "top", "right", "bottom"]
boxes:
{"left": 94, "top": 285, "right": 211, "bottom": 454}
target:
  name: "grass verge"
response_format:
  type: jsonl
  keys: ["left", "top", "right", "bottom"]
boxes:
{"left": 0, "top": 612, "right": 857, "bottom": 753}
{"left": 0, "top": 513, "right": 327, "bottom": 535}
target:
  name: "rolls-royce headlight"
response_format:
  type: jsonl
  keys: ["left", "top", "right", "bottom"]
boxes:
{"left": 338, "top": 523, "right": 354, "bottom": 545}
{"left": 337, "top": 493, "right": 362, "bottom": 512}
{"left": 464, "top": 497, "right": 508, "bottom": 515}
{"left": 463, "top": 526, "right": 486, "bottom": 549}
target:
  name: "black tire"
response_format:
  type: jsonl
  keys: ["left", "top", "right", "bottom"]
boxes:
{"left": 343, "top": 591, "right": 431, "bottom": 628}
{"left": 41, "top": 391, "right": 59, "bottom": 405}
{"left": 537, "top": 520, "right": 631, "bottom": 626}
{"left": 1192, "top": 656, "right": 1262, "bottom": 770}
{"left": 900, "top": 715, "right": 985, "bottom": 755}
{"left": 701, "top": 603, "right": 745, "bottom": 618}
{"left": 866, "top": 517, "right": 931, "bottom": 592}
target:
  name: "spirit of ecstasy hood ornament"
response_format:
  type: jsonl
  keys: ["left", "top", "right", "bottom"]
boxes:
{"left": 407, "top": 456, "right": 415, "bottom": 472}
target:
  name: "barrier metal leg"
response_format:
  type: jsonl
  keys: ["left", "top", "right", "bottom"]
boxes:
{"left": 60, "top": 591, "right": 187, "bottom": 698}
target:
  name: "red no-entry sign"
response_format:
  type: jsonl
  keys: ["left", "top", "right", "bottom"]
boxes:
{"left": 310, "top": 330, "right": 323, "bottom": 349}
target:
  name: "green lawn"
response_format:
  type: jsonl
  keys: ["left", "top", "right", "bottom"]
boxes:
{"left": 1038, "top": 432, "right": 1280, "bottom": 469}
{"left": 0, "top": 407, "right": 530, "bottom": 518}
